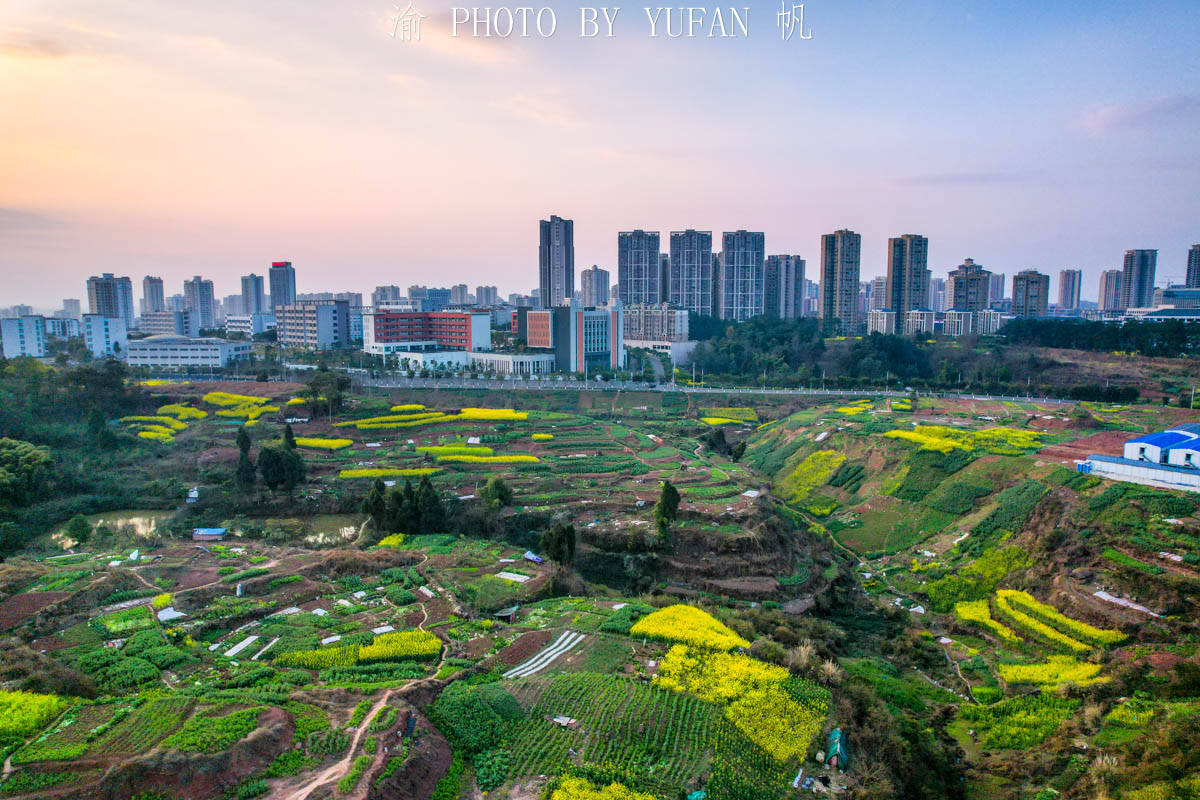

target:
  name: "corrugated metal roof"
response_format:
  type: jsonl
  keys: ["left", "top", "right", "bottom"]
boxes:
{"left": 1169, "top": 423, "right": 1200, "bottom": 436}
{"left": 1126, "top": 431, "right": 1192, "bottom": 448}
{"left": 1088, "top": 455, "right": 1200, "bottom": 475}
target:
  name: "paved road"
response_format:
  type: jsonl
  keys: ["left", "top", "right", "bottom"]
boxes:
{"left": 145, "top": 369, "right": 1072, "bottom": 406}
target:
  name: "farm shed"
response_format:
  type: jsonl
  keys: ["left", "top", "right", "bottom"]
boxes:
{"left": 192, "top": 527, "right": 227, "bottom": 541}
{"left": 494, "top": 605, "right": 520, "bottom": 623}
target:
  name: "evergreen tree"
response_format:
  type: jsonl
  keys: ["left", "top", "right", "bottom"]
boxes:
{"left": 362, "top": 478, "right": 387, "bottom": 528}
{"left": 397, "top": 479, "right": 419, "bottom": 534}
{"left": 283, "top": 423, "right": 297, "bottom": 450}
{"left": 66, "top": 514, "right": 92, "bottom": 545}
{"left": 259, "top": 443, "right": 305, "bottom": 496}
{"left": 235, "top": 425, "right": 256, "bottom": 492}
{"left": 480, "top": 476, "right": 514, "bottom": 509}
{"left": 416, "top": 475, "right": 446, "bottom": 533}
{"left": 653, "top": 480, "right": 681, "bottom": 546}
{"left": 540, "top": 522, "right": 576, "bottom": 568}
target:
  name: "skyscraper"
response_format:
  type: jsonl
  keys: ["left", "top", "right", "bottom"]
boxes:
{"left": 183, "top": 275, "right": 216, "bottom": 329}
{"left": 61, "top": 299, "right": 81, "bottom": 320}
{"left": 269, "top": 261, "right": 297, "bottom": 309}
{"left": 241, "top": 273, "right": 266, "bottom": 315}
{"left": 929, "top": 278, "right": 947, "bottom": 312}
{"left": 869, "top": 276, "right": 887, "bottom": 310}
{"left": 988, "top": 272, "right": 1006, "bottom": 308}
{"left": 765, "top": 255, "right": 805, "bottom": 320}
{"left": 1121, "top": 249, "right": 1157, "bottom": 309}
{"left": 884, "top": 234, "right": 931, "bottom": 316}
{"left": 1099, "top": 270, "right": 1123, "bottom": 312}
{"left": 538, "top": 215, "right": 574, "bottom": 307}
{"left": 1187, "top": 245, "right": 1200, "bottom": 289}
{"left": 1012, "top": 270, "right": 1050, "bottom": 317}
{"left": 719, "top": 231, "right": 765, "bottom": 321}
{"left": 1058, "top": 269, "right": 1082, "bottom": 310}
{"left": 141, "top": 276, "right": 165, "bottom": 315}
{"left": 450, "top": 284, "right": 469, "bottom": 305}
{"left": 581, "top": 266, "right": 610, "bottom": 306}
{"left": 819, "top": 229, "right": 862, "bottom": 333}
{"left": 86, "top": 273, "right": 135, "bottom": 330}
{"left": 617, "top": 230, "right": 662, "bottom": 306}
{"left": 946, "top": 259, "right": 992, "bottom": 312}
{"left": 668, "top": 230, "right": 714, "bottom": 316}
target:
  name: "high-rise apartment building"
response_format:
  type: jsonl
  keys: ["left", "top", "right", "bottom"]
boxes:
{"left": 929, "top": 278, "right": 947, "bottom": 312}
{"left": 581, "top": 266, "right": 610, "bottom": 307}
{"left": 1099, "top": 269, "right": 1124, "bottom": 312}
{"left": 617, "top": 230, "right": 662, "bottom": 306}
{"left": 1121, "top": 249, "right": 1157, "bottom": 309}
{"left": 276, "top": 300, "right": 349, "bottom": 350}
{"left": 764, "top": 255, "right": 804, "bottom": 320}
{"left": 947, "top": 259, "right": 992, "bottom": 312}
{"left": 183, "top": 276, "right": 217, "bottom": 329}
{"left": 988, "top": 273, "right": 1006, "bottom": 308}
{"left": 82, "top": 314, "right": 127, "bottom": 357}
{"left": 450, "top": 284, "right": 470, "bottom": 305}
{"left": 1187, "top": 245, "right": 1200, "bottom": 289}
{"left": 141, "top": 276, "right": 165, "bottom": 316}
{"left": 719, "top": 231, "right": 765, "bottom": 321}
{"left": 269, "top": 261, "right": 297, "bottom": 309}
{"left": 241, "top": 274, "right": 266, "bottom": 315}
{"left": 668, "top": 230, "right": 714, "bottom": 317}
{"left": 884, "top": 234, "right": 930, "bottom": 316}
{"left": 86, "top": 273, "right": 135, "bottom": 330}
{"left": 1058, "top": 269, "right": 1082, "bottom": 310}
{"left": 1012, "top": 270, "right": 1050, "bottom": 317}
{"left": 60, "top": 299, "right": 82, "bottom": 320}
{"left": 474, "top": 286, "right": 499, "bottom": 307}
{"left": 538, "top": 215, "right": 574, "bottom": 307}
{"left": 870, "top": 277, "right": 887, "bottom": 311}
{"left": 372, "top": 285, "right": 403, "bottom": 307}
{"left": 819, "top": 229, "right": 862, "bottom": 333}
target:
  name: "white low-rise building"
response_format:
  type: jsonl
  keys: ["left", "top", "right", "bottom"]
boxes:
{"left": 1, "top": 315, "right": 47, "bottom": 358}
{"left": 83, "top": 314, "right": 127, "bottom": 358}
{"left": 1080, "top": 424, "right": 1200, "bottom": 493}
{"left": 125, "top": 335, "right": 252, "bottom": 368}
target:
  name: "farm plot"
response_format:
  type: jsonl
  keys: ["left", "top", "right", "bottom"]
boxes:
{"left": 89, "top": 696, "right": 194, "bottom": 754}
{"left": 506, "top": 673, "right": 720, "bottom": 792}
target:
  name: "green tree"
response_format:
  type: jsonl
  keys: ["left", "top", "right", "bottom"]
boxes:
{"left": 396, "top": 480, "right": 419, "bottom": 534}
{"left": 0, "top": 438, "right": 52, "bottom": 506}
{"left": 236, "top": 425, "right": 252, "bottom": 456}
{"left": 416, "top": 475, "right": 446, "bottom": 533}
{"left": 235, "top": 426, "right": 256, "bottom": 492}
{"left": 653, "top": 480, "right": 681, "bottom": 546}
{"left": 306, "top": 366, "right": 352, "bottom": 418}
{"left": 540, "top": 522, "right": 576, "bottom": 568}
{"left": 363, "top": 478, "right": 388, "bottom": 530}
{"left": 283, "top": 423, "right": 296, "bottom": 450}
{"left": 258, "top": 444, "right": 305, "bottom": 496}
{"left": 66, "top": 514, "right": 92, "bottom": 545}
{"left": 480, "top": 476, "right": 514, "bottom": 509}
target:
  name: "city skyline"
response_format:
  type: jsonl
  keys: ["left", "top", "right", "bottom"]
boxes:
{"left": 2, "top": 1, "right": 1198, "bottom": 305}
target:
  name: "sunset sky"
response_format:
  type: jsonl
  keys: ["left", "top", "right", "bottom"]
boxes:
{"left": 2, "top": 0, "right": 1198, "bottom": 307}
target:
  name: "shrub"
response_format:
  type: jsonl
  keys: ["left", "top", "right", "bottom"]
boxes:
{"left": 151, "top": 593, "right": 172, "bottom": 610}
{"left": 475, "top": 749, "right": 510, "bottom": 791}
